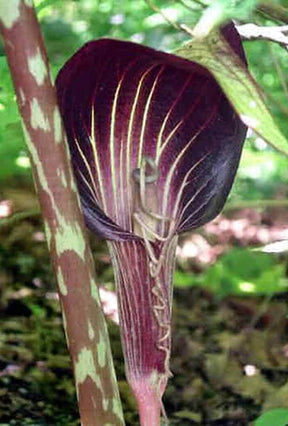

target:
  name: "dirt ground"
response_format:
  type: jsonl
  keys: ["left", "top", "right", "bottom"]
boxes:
{"left": 0, "top": 181, "right": 288, "bottom": 425}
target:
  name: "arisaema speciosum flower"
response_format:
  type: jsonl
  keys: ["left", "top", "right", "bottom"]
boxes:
{"left": 56, "top": 23, "right": 247, "bottom": 424}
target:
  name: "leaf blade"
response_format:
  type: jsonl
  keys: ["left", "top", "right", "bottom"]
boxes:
{"left": 175, "top": 25, "right": 288, "bottom": 156}
{"left": 254, "top": 408, "right": 288, "bottom": 426}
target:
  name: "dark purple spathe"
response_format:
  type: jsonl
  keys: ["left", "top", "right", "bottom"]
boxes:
{"left": 56, "top": 23, "right": 247, "bottom": 241}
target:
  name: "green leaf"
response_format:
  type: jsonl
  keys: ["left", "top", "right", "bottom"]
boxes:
{"left": 202, "top": 248, "right": 288, "bottom": 297}
{"left": 254, "top": 408, "right": 288, "bottom": 426}
{"left": 0, "top": 56, "right": 27, "bottom": 180}
{"left": 174, "top": 270, "right": 199, "bottom": 288}
{"left": 175, "top": 28, "right": 288, "bottom": 157}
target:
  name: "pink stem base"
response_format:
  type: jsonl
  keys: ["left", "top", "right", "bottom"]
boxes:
{"left": 129, "top": 373, "right": 168, "bottom": 426}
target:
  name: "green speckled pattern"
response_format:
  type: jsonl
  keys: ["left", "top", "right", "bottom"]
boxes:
{"left": 0, "top": 2, "right": 124, "bottom": 424}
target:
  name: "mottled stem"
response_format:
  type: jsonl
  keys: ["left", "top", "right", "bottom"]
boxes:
{"left": 0, "top": 2, "right": 124, "bottom": 425}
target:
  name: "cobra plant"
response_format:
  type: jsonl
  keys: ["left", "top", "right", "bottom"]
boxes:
{"left": 56, "top": 23, "right": 247, "bottom": 424}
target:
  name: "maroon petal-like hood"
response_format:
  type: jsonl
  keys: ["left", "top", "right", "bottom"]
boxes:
{"left": 56, "top": 25, "right": 247, "bottom": 241}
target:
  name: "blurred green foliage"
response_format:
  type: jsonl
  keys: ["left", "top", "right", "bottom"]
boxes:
{"left": 232, "top": 145, "right": 288, "bottom": 202}
{"left": 175, "top": 248, "right": 288, "bottom": 296}
{"left": 254, "top": 408, "right": 288, "bottom": 426}
{"left": 202, "top": 248, "right": 287, "bottom": 296}
{"left": 0, "top": 58, "right": 27, "bottom": 180}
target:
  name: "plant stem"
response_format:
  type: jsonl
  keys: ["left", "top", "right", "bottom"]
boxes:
{"left": 0, "top": 2, "right": 124, "bottom": 424}
{"left": 108, "top": 238, "right": 178, "bottom": 426}
{"left": 138, "top": 396, "right": 161, "bottom": 426}
{"left": 130, "top": 375, "right": 167, "bottom": 426}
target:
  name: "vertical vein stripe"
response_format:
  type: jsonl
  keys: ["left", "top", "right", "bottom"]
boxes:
{"left": 126, "top": 64, "right": 157, "bottom": 229}
{"left": 132, "top": 240, "right": 144, "bottom": 368}
{"left": 89, "top": 108, "right": 108, "bottom": 214}
{"left": 77, "top": 169, "right": 99, "bottom": 205}
{"left": 110, "top": 78, "right": 124, "bottom": 223}
{"left": 137, "top": 65, "right": 164, "bottom": 167}
{"left": 73, "top": 133, "right": 100, "bottom": 202}
{"left": 119, "top": 137, "right": 126, "bottom": 229}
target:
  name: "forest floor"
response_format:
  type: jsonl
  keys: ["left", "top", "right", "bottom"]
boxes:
{"left": 0, "top": 179, "right": 288, "bottom": 426}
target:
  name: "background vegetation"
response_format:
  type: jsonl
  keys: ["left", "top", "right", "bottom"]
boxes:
{"left": 1, "top": 1, "right": 288, "bottom": 425}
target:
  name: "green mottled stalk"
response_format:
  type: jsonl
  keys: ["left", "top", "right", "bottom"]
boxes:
{"left": 0, "top": 1, "right": 124, "bottom": 424}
